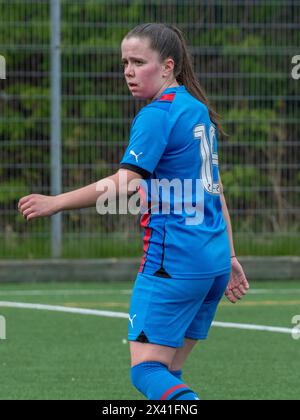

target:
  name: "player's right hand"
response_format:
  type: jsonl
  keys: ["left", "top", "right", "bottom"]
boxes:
{"left": 18, "top": 194, "right": 59, "bottom": 221}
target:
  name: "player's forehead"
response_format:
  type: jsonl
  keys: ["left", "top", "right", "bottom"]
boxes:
{"left": 121, "top": 36, "right": 159, "bottom": 61}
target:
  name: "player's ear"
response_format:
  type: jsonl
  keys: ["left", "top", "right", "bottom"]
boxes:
{"left": 162, "top": 57, "right": 175, "bottom": 77}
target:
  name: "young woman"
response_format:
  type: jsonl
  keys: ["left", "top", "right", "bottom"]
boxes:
{"left": 18, "top": 23, "right": 249, "bottom": 400}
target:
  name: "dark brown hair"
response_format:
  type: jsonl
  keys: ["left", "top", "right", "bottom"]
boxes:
{"left": 124, "top": 23, "right": 225, "bottom": 136}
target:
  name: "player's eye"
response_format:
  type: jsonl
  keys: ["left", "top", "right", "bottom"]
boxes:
{"left": 121, "top": 60, "right": 144, "bottom": 69}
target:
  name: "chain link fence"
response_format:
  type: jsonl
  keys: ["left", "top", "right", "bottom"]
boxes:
{"left": 0, "top": 0, "right": 299, "bottom": 259}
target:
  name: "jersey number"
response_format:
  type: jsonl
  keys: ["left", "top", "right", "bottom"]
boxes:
{"left": 194, "top": 124, "right": 220, "bottom": 195}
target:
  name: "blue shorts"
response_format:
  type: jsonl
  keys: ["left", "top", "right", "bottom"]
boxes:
{"left": 128, "top": 272, "right": 231, "bottom": 348}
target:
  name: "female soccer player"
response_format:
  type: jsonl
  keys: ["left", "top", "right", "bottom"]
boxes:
{"left": 18, "top": 23, "right": 249, "bottom": 400}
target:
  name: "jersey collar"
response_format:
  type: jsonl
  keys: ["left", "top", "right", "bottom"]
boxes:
{"left": 157, "top": 85, "right": 186, "bottom": 99}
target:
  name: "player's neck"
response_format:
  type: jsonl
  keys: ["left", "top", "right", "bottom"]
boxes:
{"left": 152, "top": 80, "right": 180, "bottom": 101}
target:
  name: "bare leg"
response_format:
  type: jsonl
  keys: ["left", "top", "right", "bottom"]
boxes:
{"left": 130, "top": 341, "right": 177, "bottom": 368}
{"left": 169, "top": 338, "right": 198, "bottom": 371}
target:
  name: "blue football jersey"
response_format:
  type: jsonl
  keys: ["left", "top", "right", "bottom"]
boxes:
{"left": 120, "top": 85, "right": 231, "bottom": 279}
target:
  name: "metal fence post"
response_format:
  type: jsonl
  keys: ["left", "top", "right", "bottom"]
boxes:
{"left": 50, "top": 0, "right": 62, "bottom": 258}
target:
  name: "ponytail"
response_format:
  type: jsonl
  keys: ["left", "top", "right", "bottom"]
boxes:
{"left": 169, "top": 26, "right": 226, "bottom": 137}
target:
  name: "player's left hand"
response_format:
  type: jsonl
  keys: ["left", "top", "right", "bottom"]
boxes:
{"left": 225, "top": 257, "right": 249, "bottom": 303}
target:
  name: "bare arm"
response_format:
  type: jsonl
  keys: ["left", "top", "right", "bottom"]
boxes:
{"left": 219, "top": 172, "right": 250, "bottom": 303}
{"left": 18, "top": 169, "right": 142, "bottom": 221}
{"left": 219, "top": 175, "right": 235, "bottom": 257}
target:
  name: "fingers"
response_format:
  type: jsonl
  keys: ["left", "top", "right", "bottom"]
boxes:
{"left": 225, "top": 274, "right": 249, "bottom": 304}
{"left": 232, "top": 287, "right": 244, "bottom": 300}
{"left": 237, "top": 283, "right": 248, "bottom": 295}
{"left": 225, "top": 286, "right": 248, "bottom": 303}
{"left": 18, "top": 201, "right": 31, "bottom": 219}
{"left": 236, "top": 276, "right": 250, "bottom": 297}
{"left": 18, "top": 195, "right": 38, "bottom": 221}
{"left": 18, "top": 195, "right": 32, "bottom": 210}
{"left": 19, "top": 201, "right": 32, "bottom": 214}
{"left": 225, "top": 288, "right": 238, "bottom": 304}
{"left": 27, "top": 212, "right": 39, "bottom": 221}
{"left": 243, "top": 278, "right": 250, "bottom": 290}
{"left": 22, "top": 207, "right": 32, "bottom": 218}
{"left": 20, "top": 207, "right": 36, "bottom": 221}
{"left": 225, "top": 287, "right": 242, "bottom": 303}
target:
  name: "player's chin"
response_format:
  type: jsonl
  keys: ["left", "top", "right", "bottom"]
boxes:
{"left": 131, "top": 91, "right": 150, "bottom": 100}
{"left": 129, "top": 88, "right": 151, "bottom": 100}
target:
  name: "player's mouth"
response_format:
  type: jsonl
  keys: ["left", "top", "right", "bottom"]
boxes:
{"left": 128, "top": 83, "right": 138, "bottom": 88}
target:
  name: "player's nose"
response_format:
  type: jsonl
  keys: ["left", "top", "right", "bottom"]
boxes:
{"left": 124, "top": 63, "right": 135, "bottom": 77}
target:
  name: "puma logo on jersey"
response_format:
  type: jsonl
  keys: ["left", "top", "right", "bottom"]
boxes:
{"left": 129, "top": 314, "right": 137, "bottom": 328}
{"left": 130, "top": 150, "right": 143, "bottom": 163}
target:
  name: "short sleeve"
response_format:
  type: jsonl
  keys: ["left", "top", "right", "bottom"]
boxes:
{"left": 120, "top": 106, "right": 169, "bottom": 178}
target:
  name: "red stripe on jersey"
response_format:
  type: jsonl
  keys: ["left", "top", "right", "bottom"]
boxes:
{"left": 160, "top": 383, "right": 188, "bottom": 400}
{"left": 159, "top": 93, "right": 175, "bottom": 102}
{"left": 140, "top": 212, "right": 150, "bottom": 228}
{"left": 139, "top": 213, "right": 151, "bottom": 273}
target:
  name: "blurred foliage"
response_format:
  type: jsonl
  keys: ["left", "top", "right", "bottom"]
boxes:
{"left": 0, "top": 0, "right": 299, "bottom": 257}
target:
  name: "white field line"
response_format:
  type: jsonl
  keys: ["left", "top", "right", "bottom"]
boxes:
{"left": 0, "top": 301, "right": 128, "bottom": 319}
{"left": 0, "top": 289, "right": 132, "bottom": 297}
{"left": 213, "top": 322, "right": 294, "bottom": 334}
{"left": 0, "top": 301, "right": 296, "bottom": 335}
{"left": 0, "top": 288, "right": 299, "bottom": 297}
{"left": 248, "top": 289, "right": 300, "bottom": 295}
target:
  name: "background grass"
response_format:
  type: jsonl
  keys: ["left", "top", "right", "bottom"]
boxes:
{"left": 0, "top": 280, "right": 299, "bottom": 400}
{"left": 1, "top": 233, "right": 300, "bottom": 259}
